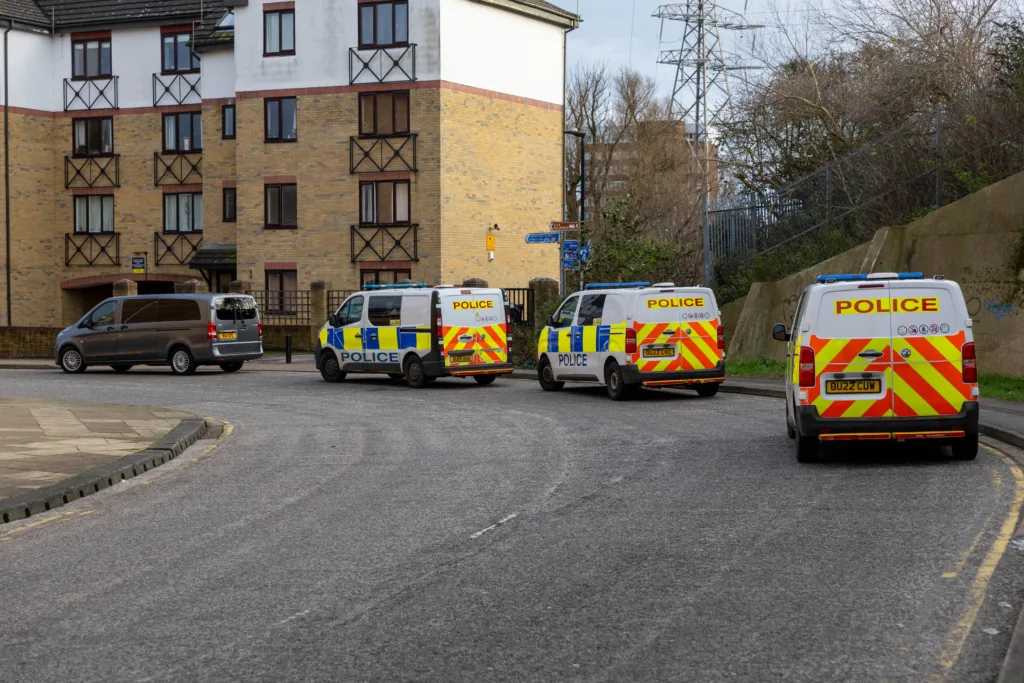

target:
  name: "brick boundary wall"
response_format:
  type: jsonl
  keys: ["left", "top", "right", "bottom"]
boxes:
{"left": 0, "top": 328, "right": 63, "bottom": 358}
{"left": 261, "top": 325, "right": 318, "bottom": 353}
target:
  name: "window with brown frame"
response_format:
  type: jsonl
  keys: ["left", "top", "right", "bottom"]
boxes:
{"left": 72, "top": 38, "right": 112, "bottom": 79}
{"left": 359, "top": 180, "right": 409, "bottom": 225}
{"left": 163, "top": 111, "right": 202, "bottom": 152}
{"left": 222, "top": 104, "right": 236, "bottom": 139}
{"left": 163, "top": 193, "right": 204, "bottom": 233}
{"left": 358, "top": 91, "right": 410, "bottom": 136}
{"left": 265, "top": 184, "right": 298, "bottom": 228}
{"left": 73, "top": 117, "right": 113, "bottom": 157}
{"left": 264, "top": 9, "right": 295, "bottom": 56}
{"left": 361, "top": 270, "right": 412, "bottom": 287}
{"left": 265, "top": 270, "right": 298, "bottom": 314}
{"left": 162, "top": 32, "right": 200, "bottom": 73}
{"left": 359, "top": 1, "right": 408, "bottom": 49}
{"left": 223, "top": 188, "right": 237, "bottom": 222}
{"left": 265, "top": 98, "right": 297, "bottom": 142}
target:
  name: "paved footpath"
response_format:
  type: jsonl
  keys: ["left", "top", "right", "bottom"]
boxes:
{"left": 0, "top": 398, "right": 193, "bottom": 501}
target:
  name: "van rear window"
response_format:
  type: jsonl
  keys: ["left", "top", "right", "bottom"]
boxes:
{"left": 216, "top": 297, "right": 258, "bottom": 321}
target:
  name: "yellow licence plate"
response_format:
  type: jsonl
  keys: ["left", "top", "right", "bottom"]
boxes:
{"left": 643, "top": 347, "right": 675, "bottom": 358}
{"left": 219, "top": 331, "right": 237, "bottom": 340}
{"left": 826, "top": 379, "right": 880, "bottom": 394}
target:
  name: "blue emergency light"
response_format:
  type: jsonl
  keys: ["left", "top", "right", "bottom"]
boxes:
{"left": 584, "top": 282, "right": 651, "bottom": 290}
{"left": 816, "top": 272, "right": 924, "bottom": 283}
{"left": 363, "top": 283, "right": 428, "bottom": 290}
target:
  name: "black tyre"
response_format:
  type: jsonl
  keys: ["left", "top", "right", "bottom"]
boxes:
{"left": 60, "top": 346, "right": 86, "bottom": 374}
{"left": 537, "top": 356, "right": 564, "bottom": 392}
{"left": 605, "top": 360, "right": 633, "bottom": 401}
{"left": 951, "top": 434, "right": 979, "bottom": 461}
{"left": 169, "top": 346, "right": 197, "bottom": 376}
{"left": 797, "top": 435, "right": 820, "bottom": 464}
{"left": 474, "top": 375, "right": 497, "bottom": 385}
{"left": 387, "top": 373, "right": 405, "bottom": 381}
{"left": 404, "top": 356, "right": 427, "bottom": 389}
{"left": 220, "top": 362, "right": 244, "bottom": 373}
{"left": 696, "top": 383, "right": 719, "bottom": 398}
{"left": 320, "top": 351, "right": 345, "bottom": 383}
{"left": 112, "top": 365, "right": 133, "bottom": 373}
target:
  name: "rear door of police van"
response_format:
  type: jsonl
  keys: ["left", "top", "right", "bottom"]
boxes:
{"left": 634, "top": 289, "right": 719, "bottom": 374}
{"left": 889, "top": 281, "right": 972, "bottom": 419}
{"left": 440, "top": 289, "right": 507, "bottom": 369}
{"left": 810, "top": 283, "right": 894, "bottom": 420}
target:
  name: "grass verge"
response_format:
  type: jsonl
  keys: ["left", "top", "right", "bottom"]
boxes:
{"left": 980, "top": 374, "right": 1024, "bottom": 403}
{"left": 728, "top": 357, "right": 787, "bottom": 379}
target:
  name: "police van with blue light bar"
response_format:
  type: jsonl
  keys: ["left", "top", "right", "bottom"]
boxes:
{"left": 316, "top": 284, "right": 514, "bottom": 387}
{"left": 772, "top": 272, "right": 980, "bottom": 463}
{"left": 537, "top": 282, "right": 726, "bottom": 400}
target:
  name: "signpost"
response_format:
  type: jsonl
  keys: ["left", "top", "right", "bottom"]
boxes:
{"left": 131, "top": 256, "right": 146, "bottom": 275}
{"left": 550, "top": 221, "right": 583, "bottom": 232}
{"left": 578, "top": 241, "right": 592, "bottom": 264}
{"left": 525, "top": 233, "right": 560, "bottom": 244}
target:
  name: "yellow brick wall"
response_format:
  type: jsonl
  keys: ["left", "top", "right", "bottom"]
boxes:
{"left": 202, "top": 100, "right": 238, "bottom": 248}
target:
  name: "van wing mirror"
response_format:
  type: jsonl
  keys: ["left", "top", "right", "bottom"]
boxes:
{"left": 547, "top": 314, "right": 557, "bottom": 327}
{"left": 328, "top": 313, "right": 339, "bottom": 328}
{"left": 772, "top": 323, "right": 790, "bottom": 342}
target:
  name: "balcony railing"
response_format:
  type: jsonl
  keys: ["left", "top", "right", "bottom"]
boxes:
{"left": 153, "top": 72, "right": 202, "bottom": 107}
{"left": 351, "top": 224, "right": 419, "bottom": 263}
{"left": 154, "top": 152, "right": 203, "bottom": 185}
{"left": 350, "top": 135, "right": 417, "bottom": 174}
{"left": 64, "top": 77, "right": 118, "bottom": 111}
{"left": 349, "top": 44, "right": 417, "bottom": 85}
{"left": 154, "top": 232, "right": 203, "bottom": 266}
{"left": 66, "top": 232, "right": 119, "bottom": 267}
{"left": 65, "top": 155, "right": 120, "bottom": 188}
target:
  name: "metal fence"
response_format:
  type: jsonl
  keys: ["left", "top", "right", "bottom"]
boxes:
{"left": 248, "top": 290, "right": 311, "bottom": 325}
{"left": 504, "top": 288, "right": 535, "bottom": 326}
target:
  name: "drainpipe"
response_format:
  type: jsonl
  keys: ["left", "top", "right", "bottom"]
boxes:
{"left": 3, "top": 22, "right": 11, "bottom": 326}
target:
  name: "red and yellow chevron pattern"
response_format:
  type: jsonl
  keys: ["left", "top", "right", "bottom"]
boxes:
{"left": 442, "top": 324, "right": 508, "bottom": 367}
{"left": 629, "top": 319, "right": 722, "bottom": 373}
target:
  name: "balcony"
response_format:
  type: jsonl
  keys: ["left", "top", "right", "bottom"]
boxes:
{"left": 154, "top": 232, "right": 203, "bottom": 266}
{"left": 154, "top": 152, "right": 202, "bottom": 185}
{"left": 64, "top": 77, "right": 119, "bottom": 111}
{"left": 65, "top": 232, "right": 119, "bottom": 267}
{"left": 153, "top": 72, "right": 201, "bottom": 107}
{"left": 351, "top": 224, "right": 419, "bottom": 263}
{"left": 65, "top": 155, "right": 120, "bottom": 189}
{"left": 350, "top": 135, "right": 417, "bottom": 174}
{"left": 349, "top": 44, "right": 417, "bottom": 85}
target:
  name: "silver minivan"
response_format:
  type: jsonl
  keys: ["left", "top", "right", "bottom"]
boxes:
{"left": 54, "top": 294, "right": 264, "bottom": 375}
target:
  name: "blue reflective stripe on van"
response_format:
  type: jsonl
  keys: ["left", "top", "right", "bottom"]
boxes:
{"left": 548, "top": 328, "right": 560, "bottom": 352}
{"left": 362, "top": 328, "right": 379, "bottom": 350}
{"left": 328, "top": 328, "right": 343, "bottom": 349}
{"left": 597, "top": 325, "right": 611, "bottom": 352}
{"left": 399, "top": 331, "right": 419, "bottom": 349}
{"left": 571, "top": 326, "right": 583, "bottom": 353}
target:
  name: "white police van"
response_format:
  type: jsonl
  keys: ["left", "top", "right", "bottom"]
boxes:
{"left": 537, "top": 282, "right": 726, "bottom": 400}
{"left": 316, "top": 284, "right": 513, "bottom": 388}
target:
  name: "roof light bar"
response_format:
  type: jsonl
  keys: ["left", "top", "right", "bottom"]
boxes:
{"left": 817, "top": 272, "right": 924, "bottom": 283}
{"left": 584, "top": 282, "right": 651, "bottom": 290}
{"left": 363, "top": 283, "right": 428, "bottom": 290}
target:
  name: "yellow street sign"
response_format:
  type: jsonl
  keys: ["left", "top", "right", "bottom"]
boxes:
{"left": 486, "top": 234, "right": 495, "bottom": 251}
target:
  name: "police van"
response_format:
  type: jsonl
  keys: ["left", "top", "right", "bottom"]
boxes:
{"left": 537, "top": 282, "right": 726, "bottom": 400}
{"left": 773, "top": 272, "right": 979, "bottom": 463}
{"left": 316, "top": 284, "right": 513, "bottom": 387}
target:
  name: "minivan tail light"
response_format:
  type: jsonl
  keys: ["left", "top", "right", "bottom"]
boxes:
{"left": 799, "top": 346, "right": 816, "bottom": 388}
{"left": 504, "top": 304, "right": 511, "bottom": 327}
{"left": 962, "top": 342, "right": 977, "bottom": 383}
{"left": 625, "top": 328, "right": 637, "bottom": 354}
{"left": 717, "top": 324, "right": 725, "bottom": 350}
{"left": 257, "top": 321, "right": 263, "bottom": 338}
{"left": 207, "top": 321, "right": 217, "bottom": 340}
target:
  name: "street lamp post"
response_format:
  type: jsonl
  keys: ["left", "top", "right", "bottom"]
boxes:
{"left": 565, "top": 130, "right": 585, "bottom": 291}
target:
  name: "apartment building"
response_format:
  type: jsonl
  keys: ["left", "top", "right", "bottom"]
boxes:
{"left": 0, "top": 0, "right": 578, "bottom": 327}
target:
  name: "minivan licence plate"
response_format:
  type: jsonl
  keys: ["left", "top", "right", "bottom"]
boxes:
{"left": 826, "top": 379, "right": 880, "bottom": 394}
{"left": 219, "top": 331, "right": 237, "bottom": 340}
{"left": 643, "top": 347, "right": 675, "bottom": 358}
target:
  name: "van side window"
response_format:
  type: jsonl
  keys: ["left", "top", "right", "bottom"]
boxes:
{"left": 792, "top": 294, "right": 806, "bottom": 331}
{"left": 158, "top": 300, "right": 202, "bottom": 322}
{"left": 339, "top": 296, "right": 364, "bottom": 326}
{"left": 551, "top": 296, "right": 578, "bottom": 329}
{"left": 122, "top": 299, "right": 159, "bottom": 324}
{"left": 368, "top": 295, "right": 402, "bottom": 327}
{"left": 90, "top": 300, "right": 117, "bottom": 326}
{"left": 577, "top": 294, "right": 606, "bottom": 325}
{"left": 216, "top": 297, "right": 257, "bottom": 321}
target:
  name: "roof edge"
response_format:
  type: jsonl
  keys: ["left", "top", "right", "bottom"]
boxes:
{"left": 466, "top": 0, "right": 579, "bottom": 29}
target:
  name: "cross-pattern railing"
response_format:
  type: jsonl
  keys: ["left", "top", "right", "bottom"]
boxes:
{"left": 248, "top": 290, "right": 312, "bottom": 325}
{"left": 154, "top": 152, "right": 202, "bottom": 185}
{"left": 64, "top": 77, "right": 118, "bottom": 111}
{"left": 349, "top": 44, "right": 417, "bottom": 85}
{"left": 328, "top": 290, "right": 357, "bottom": 313}
{"left": 65, "top": 155, "right": 120, "bottom": 188}
{"left": 350, "top": 135, "right": 417, "bottom": 174}
{"left": 351, "top": 224, "right": 418, "bottom": 263}
{"left": 65, "top": 232, "right": 119, "bottom": 266}
{"left": 154, "top": 232, "right": 203, "bottom": 266}
{"left": 153, "top": 73, "right": 202, "bottom": 107}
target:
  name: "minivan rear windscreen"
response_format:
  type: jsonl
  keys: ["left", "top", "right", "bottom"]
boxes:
{"left": 215, "top": 298, "right": 258, "bottom": 321}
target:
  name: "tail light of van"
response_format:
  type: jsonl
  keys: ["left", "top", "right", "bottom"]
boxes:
{"left": 625, "top": 328, "right": 637, "bottom": 354}
{"left": 799, "top": 346, "right": 816, "bottom": 388}
{"left": 257, "top": 321, "right": 263, "bottom": 338}
{"left": 962, "top": 342, "right": 977, "bottom": 383}
{"left": 207, "top": 321, "right": 217, "bottom": 340}
{"left": 717, "top": 324, "right": 725, "bottom": 350}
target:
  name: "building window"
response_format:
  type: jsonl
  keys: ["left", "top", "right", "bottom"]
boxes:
{"left": 359, "top": 2, "right": 408, "bottom": 49}
{"left": 264, "top": 9, "right": 295, "bottom": 56}
{"left": 266, "top": 270, "right": 298, "bottom": 314}
{"left": 162, "top": 32, "right": 200, "bottom": 73}
{"left": 265, "top": 184, "right": 298, "bottom": 228}
{"left": 360, "top": 180, "right": 409, "bottom": 225}
{"left": 359, "top": 91, "right": 409, "bottom": 136}
{"left": 72, "top": 39, "right": 112, "bottom": 79}
{"left": 163, "top": 112, "right": 202, "bottom": 152}
{"left": 73, "top": 195, "right": 114, "bottom": 233}
{"left": 265, "top": 98, "right": 297, "bottom": 142}
{"left": 163, "top": 193, "right": 204, "bottom": 233}
{"left": 222, "top": 104, "right": 236, "bottom": 139}
{"left": 361, "top": 270, "right": 411, "bottom": 287}
{"left": 223, "top": 188, "right": 237, "bottom": 222}
{"left": 73, "top": 118, "right": 113, "bottom": 156}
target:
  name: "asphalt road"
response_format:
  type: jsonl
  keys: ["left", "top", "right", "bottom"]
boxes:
{"left": 2, "top": 367, "right": 1024, "bottom": 683}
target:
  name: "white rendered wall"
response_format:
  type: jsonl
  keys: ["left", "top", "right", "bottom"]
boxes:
{"left": 439, "top": 0, "right": 565, "bottom": 105}
{"left": 202, "top": 50, "right": 236, "bottom": 100}
{"left": 3, "top": 31, "right": 59, "bottom": 111}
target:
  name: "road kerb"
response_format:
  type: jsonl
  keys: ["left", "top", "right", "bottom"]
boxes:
{"left": 0, "top": 417, "right": 209, "bottom": 525}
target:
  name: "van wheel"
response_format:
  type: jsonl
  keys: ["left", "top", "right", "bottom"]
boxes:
{"left": 387, "top": 373, "right": 404, "bottom": 381}
{"left": 605, "top": 361, "right": 633, "bottom": 401}
{"left": 797, "top": 435, "right": 820, "bottom": 464}
{"left": 60, "top": 347, "right": 86, "bottom": 374}
{"left": 537, "top": 356, "right": 564, "bottom": 392}
{"left": 474, "top": 375, "right": 497, "bottom": 385}
{"left": 404, "top": 356, "right": 427, "bottom": 389}
{"left": 696, "top": 383, "right": 719, "bottom": 398}
{"left": 952, "top": 434, "right": 979, "bottom": 461}
{"left": 169, "top": 346, "right": 196, "bottom": 376}
{"left": 320, "top": 352, "right": 345, "bottom": 383}
{"left": 111, "top": 365, "right": 133, "bottom": 373}
{"left": 220, "top": 362, "right": 244, "bottom": 373}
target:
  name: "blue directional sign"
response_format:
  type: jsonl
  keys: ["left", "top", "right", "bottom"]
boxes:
{"left": 578, "top": 241, "right": 592, "bottom": 263}
{"left": 525, "top": 233, "right": 560, "bottom": 244}
{"left": 562, "top": 260, "right": 580, "bottom": 271}
{"left": 562, "top": 240, "right": 580, "bottom": 260}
